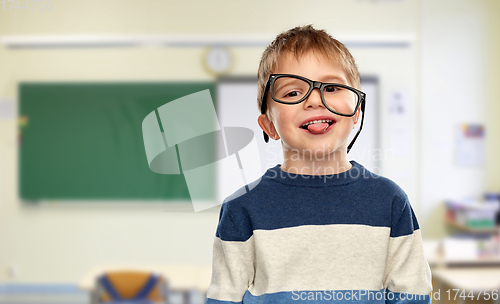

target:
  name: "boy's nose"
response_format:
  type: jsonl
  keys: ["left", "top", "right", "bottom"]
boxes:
{"left": 303, "top": 88, "right": 324, "bottom": 109}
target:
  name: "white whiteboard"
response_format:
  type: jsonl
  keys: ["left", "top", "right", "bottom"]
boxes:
{"left": 347, "top": 77, "right": 380, "bottom": 173}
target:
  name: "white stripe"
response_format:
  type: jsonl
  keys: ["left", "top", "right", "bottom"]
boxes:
{"left": 384, "top": 229, "right": 433, "bottom": 295}
{"left": 250, "top": 224, "right": 390, "bottom": 295}
{"left": 206, "top": 235, "right": 255, "bottom": 302}
{"left": 207, "top": 225, "right": 432, "bottom": 301}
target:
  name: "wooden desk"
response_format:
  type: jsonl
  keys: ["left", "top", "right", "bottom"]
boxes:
{"left": 432, "top": 267, "right": 500, "bottom": 304}
{"left": 423, "top": 239, "right": 500, "bottom": 267}
{"left": 423, "top": 240, "right": 500, "bottom": 304}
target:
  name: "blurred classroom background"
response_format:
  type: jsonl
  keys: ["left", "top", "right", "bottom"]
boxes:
{"left": 1, "top": 0, "right": 500, "bottom": 303}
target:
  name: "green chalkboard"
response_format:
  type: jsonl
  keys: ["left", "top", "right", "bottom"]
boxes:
{"left": 19, "top": 82, "right": 216, "bottom": 201}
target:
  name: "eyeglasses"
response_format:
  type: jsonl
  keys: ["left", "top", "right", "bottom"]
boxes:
{"left": 260, "top": 73, "right": 366, "bottom": 154}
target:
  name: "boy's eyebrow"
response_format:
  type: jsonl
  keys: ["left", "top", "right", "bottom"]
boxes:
{"left": 320, "top": 75, "right": 347, "bottom": 83}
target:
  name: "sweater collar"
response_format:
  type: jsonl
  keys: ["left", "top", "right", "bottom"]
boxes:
{"left": 263, "top": 160, "right": 367, "bottom": 187}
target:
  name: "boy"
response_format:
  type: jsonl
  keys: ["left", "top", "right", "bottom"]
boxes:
{"left": 205, "top": 24, "right": 432, "bottom": 304}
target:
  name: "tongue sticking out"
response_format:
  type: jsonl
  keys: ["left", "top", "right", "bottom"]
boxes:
{"left": 307, "top": 122, "right": 330, "bottom": 134}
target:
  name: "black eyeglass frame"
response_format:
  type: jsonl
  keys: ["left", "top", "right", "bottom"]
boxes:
{"left": 260, "top": 73, "right": 366, "bottom": 154}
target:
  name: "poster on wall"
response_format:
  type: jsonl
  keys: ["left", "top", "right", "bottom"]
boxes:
{"left": 454, "top": 124, "right": 485, "bottom": 167}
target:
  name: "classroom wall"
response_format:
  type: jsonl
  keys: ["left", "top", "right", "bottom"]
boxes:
{"left": 419, "top": 0, "right": 500, "bottom": 238}
{"left": 485, "top": 1, "right": 500, "bottom": 194}
{"left": 0, "top": 0, "right": 498, "bottom": 283}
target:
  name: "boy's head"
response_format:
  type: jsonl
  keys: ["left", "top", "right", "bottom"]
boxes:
{"left": 257, "top": 24, "right": 361, "bottom": 118}
{"left": 256, "top": 24, "right": 364, "bottom": 160}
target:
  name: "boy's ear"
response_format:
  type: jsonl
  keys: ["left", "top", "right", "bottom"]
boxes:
{"left": 257, "top": 113, "right": 280, "bottom": 140}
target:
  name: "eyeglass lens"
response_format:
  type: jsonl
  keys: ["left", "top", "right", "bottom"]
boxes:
{"left": 272, "top": 77, "right": 359, "bottom": 115}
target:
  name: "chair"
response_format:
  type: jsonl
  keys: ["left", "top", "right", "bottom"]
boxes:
{"left": 92, "top": 270, "right": 169, "bottom": 304}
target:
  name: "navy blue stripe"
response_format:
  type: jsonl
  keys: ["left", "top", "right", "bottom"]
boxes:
{"left": 386, "top": 289, "right": 431, "bottom": 304}
{"left": 390, "top": 193, "right": 418, "bottom": 237}
{"left": 216, "top": 162, "right": 418, "bottom": 242}
{"left": 412, "top": 205, "right": 420, "bottom": 231}
{"left": 205, "top": 288, "right": 431, "bottom": 304}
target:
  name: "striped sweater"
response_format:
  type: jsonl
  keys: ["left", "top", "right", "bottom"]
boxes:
{"left": 205, "top": 161, "right": 433, "bottom": 304}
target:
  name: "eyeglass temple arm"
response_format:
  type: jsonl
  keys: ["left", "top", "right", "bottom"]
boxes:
{"left": 347, "top": 99, "right": 366, "bottom": 154}
{"left": 263, "top": 131, "right": 269, "bottom": 143}
{"left": 261, "top": 82, "right": 271, "bottom": 143}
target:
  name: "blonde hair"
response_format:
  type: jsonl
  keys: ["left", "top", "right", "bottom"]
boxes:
{"left": 257, "top": 24, "right": 360, "bottom": 115}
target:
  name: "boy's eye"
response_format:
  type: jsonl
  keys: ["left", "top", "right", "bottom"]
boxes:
{"left": 325, "top": 86, "right": 339, "bottom": 93}
{"left": 285, "top": 91, "right": 301, "bottom": 98}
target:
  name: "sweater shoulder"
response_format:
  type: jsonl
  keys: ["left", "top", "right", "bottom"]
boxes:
{"left": 357, "top": 165, "right": 414, "bottom": 223}
{"left": 221, "top": 173, "right": 269, "bottom": 209}
{"left": 360, "top": 166, "right": 407, "bottom": 197}
{"left": 359, "top": 166, "right": 409, "bottom": 207}
{"left": 360, "top": 167, "right": 419, "bottom": 236}
{"left": 215, "top": 174, "right": 270, "bottom": 242}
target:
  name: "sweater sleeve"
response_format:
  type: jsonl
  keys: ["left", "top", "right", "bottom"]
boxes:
{"left": 205, "top": 201, "right": 255, "bottom": 304}
{"left": 383, "top": 193, "right": 433, "bottom": 304}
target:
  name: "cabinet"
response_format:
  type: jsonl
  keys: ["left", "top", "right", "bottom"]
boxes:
{"left": 443, "top": 200, "right": 500, "bottom": 265}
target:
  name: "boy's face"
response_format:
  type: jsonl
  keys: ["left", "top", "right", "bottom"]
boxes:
{"left": 258, "top": 50, "right": 360, "bottom": 160}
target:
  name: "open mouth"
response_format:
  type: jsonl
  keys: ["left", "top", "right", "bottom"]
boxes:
{"left": 300, "top": 119, "right": 334, "bottom": 130}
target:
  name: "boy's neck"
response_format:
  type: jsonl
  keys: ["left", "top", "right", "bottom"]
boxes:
{"left": 280, "top": 148, "right": 352, "bottom": 176}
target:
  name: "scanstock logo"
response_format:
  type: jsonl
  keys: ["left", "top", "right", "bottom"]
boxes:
{"left": 142, "top": 89, "right": 262, "bottom": 212}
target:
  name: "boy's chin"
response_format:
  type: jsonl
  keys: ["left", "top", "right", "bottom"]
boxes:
{"left": 284, "top": 141, "right": 347, "bottom": 156}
